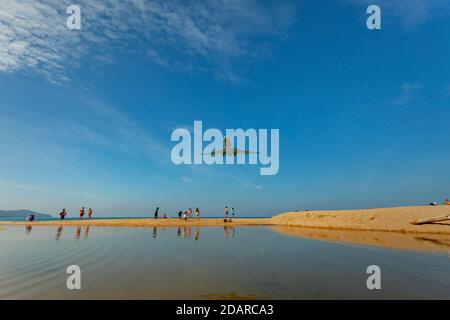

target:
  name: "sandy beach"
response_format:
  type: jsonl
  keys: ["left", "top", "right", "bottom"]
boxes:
{"left": 1, "top": 206, "right": 449, "bottom": 252}
{"left": 1, "top": 205, "right": 448, "bottom": 233}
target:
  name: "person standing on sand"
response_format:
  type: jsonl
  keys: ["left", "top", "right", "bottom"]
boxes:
{"left": 59, "top": 209, "right": 67, "bottom": 220}
{"left": 188, "top": 208, "right": 192, "bottom": 218}
{"left": 224, "top": 206, "right": 229, "bottom": 222}
{"left": 88, "top": 208, "right": 93, "bottom": 219}
{"left": 195, "top": 207, "right": 200, "bottom": 220}
{"left": 178, "top": 211, "right": 183, "bottom": 219}
{"left": 79, "top": 207, "right": 85, "bottom": 220}
{"left": 154, "top": 207, "right": 159, "bottom": 219}
{"left": 230, "top": 207, "right": 235, "bottom": 222}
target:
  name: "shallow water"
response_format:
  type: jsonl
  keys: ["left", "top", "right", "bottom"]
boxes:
{"left": 0, "top": 225, "right": 449, "bottom": 299}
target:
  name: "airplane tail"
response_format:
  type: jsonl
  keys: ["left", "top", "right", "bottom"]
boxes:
{"left": 223, "top": 136, "right": 232, "bottom": 151}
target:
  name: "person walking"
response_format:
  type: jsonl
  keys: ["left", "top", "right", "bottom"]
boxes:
{"left": 88, "top": 208, "right": 93, "bottom": 219}
{"left": 154, "top": 207, "right": 159, "bottom": 219}
{"left": 59, "top": 209, "right": 67, "bottom": 220}
{"left": 79, "top": 207, "right": 85, "bottom": 220}
{"left": 224, "top": 206, "right": 229, "bottom": 222}
{"left": 195, "top": 207, "right": 200, "bottom": 220}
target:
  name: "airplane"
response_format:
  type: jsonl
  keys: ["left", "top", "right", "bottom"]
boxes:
{"left": 203, "top": 136, "right": 258, "bottom": 157}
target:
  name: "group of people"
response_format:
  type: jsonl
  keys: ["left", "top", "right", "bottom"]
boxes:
{"left": 177, "top": 208, "right": 201, "bottom": 221}
{"left": 59, "top": 207, "right": 94, "bottom": 220}
{"left": 224, "top": 206, "right": 235, "bottom": 222}
{"left": 153, "top": 206, "right": 236, "bottom": 222}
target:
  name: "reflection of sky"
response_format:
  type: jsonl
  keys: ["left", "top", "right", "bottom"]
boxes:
{"left": 0, "top": 226, "right": 449, "bottom": 299}
{"left": 0, "top": 1, "right": 449, "bottom": 217}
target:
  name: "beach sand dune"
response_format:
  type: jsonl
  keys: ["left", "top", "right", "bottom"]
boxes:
{"left": 270, "top": 206, "right": 450, "bottom": 234}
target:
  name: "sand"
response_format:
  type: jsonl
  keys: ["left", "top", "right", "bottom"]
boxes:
{"left": 270, "top": 225, "right": 450, "bottom": 253}
{"left": 1, "top": 206, "right": 449, "bottom": 252}
{"left": 270, "top": 205, "right": 450, "bottom": 234}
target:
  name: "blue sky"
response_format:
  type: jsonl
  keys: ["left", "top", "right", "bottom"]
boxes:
{"left": 0, "top": 0, "right": 449, "bottom": 217}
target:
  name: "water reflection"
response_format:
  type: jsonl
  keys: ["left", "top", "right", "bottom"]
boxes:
{"left": 224, "top": 226, "right": 235, "bottom": 240}
{"left": 84, "top": 226, "right": 90, "bottom": 240}
{"left": 55, "top": 226, "right": 63, "bottom": 241}
{"left": 25, "top": 225, "right": 32, "bottom": 235}
{"left": 152, "top": 227, "right": 157, "bottom": 239}
{"left": 75, "top": 226, "right": 82, "bottom": 240}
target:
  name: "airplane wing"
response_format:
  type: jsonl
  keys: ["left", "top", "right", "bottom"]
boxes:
{"left": 234, "top": 149, "right": 258, "bottom": 155}
{"left": 203, "top": 148, "right": 226, "bottom": 156}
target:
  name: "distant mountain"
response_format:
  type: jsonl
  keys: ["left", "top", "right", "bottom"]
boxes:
{"left": 0, "top": 210, "right": 52, "bottom": 218}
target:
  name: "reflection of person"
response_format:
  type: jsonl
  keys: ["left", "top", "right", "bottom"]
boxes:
{"left": 84, "top": 226, "right": 90, "bottom": 239}
{"left": 25, "top": 225, "right": 32, "bottom": 234}
{"left": 55, "top": 225, "right": 63, "bottom": 241}
{"left": 75, "top": 226, "right": 81, "bottom": 239}
{"left": 195, "top": 227, "right": 200, "bottom": 241}
{"left": 152, "top": 227, "right": 157, "bottom": 239}
{"left": 177, "top": 227, "right": 181, "bottom": 237}
{"left": 59, "top": 209, "right": 67, "bottom": 220}
{"left": 224, "top": 226, "right": 229, "bottom": 239}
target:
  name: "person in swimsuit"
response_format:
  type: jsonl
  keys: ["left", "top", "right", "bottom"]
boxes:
{"left": 88, "top": 208, "right": 93, "bottom": 219}
{"left": 224, "top": 206, "right": 229, "bottom": 222}
{"left": 79, "top": 207, "right": 85, "bottom": 220}
{"left": 195, "top": 207, "right": 200, "bottom": 220}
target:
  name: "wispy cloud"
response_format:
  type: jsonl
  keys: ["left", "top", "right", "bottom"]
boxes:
{"left": 393, "top": 82, "right": 421, "bottom": 106}
{"left": 0, "top": 0, "right": 298, "bottom": 84}
{"left": 0, "top": 181, "right": 108, "bottom": 201}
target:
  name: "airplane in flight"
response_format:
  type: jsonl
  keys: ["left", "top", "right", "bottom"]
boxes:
{"left": 203, "top": 136, "right": 258, "bottom": 157}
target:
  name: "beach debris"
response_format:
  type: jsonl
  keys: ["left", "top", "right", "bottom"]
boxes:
{"left": 411, "top": 214, "right": 450, "bottom": 225}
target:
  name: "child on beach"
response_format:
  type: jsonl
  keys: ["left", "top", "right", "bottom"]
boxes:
{"left": 88, "top": 208, "right": 93, "bottom": 219}
{"left": 79, "top": 207, "right": 85, "bottom": 220}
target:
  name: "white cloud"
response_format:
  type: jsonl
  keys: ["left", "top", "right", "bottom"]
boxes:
{"left": 0, "top": 0, "right": 298, "bottom": 84}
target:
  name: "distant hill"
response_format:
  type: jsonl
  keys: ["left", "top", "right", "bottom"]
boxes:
{"left": 0, "top": 210, "right": 52, "bottom": 219}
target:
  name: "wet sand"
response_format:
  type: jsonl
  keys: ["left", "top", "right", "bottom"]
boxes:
{"left": 271, "top": 225, "right": 450, "bottom": 253}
